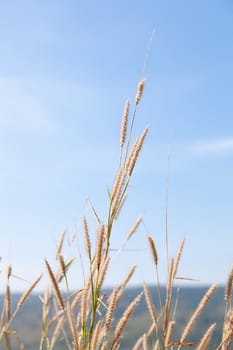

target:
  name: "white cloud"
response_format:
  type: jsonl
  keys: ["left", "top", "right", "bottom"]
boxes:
{"left": 0, "top": 78, "right": 56, "bottom": 133}
{"left": 190, "top": 138, "right": 233, "bottom": 155}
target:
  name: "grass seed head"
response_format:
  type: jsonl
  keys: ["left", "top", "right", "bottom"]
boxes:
{"left": 82, "top": 216, "right": 91, "bottom": 259}
{"left": 120, "top": 99, "right": 130, "bottom": 147}
{"left": 180, "top": 284, "right": 217, "bottom": 343}
{"left": 45, "top": 259, "right": 65, "bottom": 310}
{"left": 147, "top": 235, "right": 158, "bottom": 266}
{"left": 135, "top": 79, "right": 145, "bottom": 105}
{"left": 126, "top": 128, "right": 148, "bottom": 176}
{"left": 127, "top": 215, "right": 142, "bottom": 240}
{"left": 225, "top": 264, "right": 233, "bottom": 304}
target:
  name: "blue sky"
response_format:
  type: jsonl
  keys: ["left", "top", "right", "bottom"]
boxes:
{"left": 0, "top": 1, "right": 233, "bottom": 291}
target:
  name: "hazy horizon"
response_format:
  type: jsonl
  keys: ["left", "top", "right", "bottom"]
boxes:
{"left": 0, "top": 0, "right": 233, "bottom": 292}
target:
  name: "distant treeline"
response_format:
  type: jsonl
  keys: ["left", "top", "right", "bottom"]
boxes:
{"left": 0, "top": 286, "right": 225, "bottom": 350}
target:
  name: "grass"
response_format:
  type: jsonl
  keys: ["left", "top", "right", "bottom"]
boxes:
{"left": 0, "top": 79, "right": 233, "bottom": 349}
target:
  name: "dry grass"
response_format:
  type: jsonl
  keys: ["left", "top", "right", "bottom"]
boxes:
{"left": 179, "top": 284, "right": 217, "bottom": 344}
{"left": 0, "top": 80, "right": 232, "bottom": 350}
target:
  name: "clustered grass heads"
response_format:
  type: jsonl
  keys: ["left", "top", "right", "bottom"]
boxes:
{"left": 37, "top": 232, "right": 89, "bottom": 350}
{"left": 0, "top": 266, "right": 42, "bottom": 349}
{"left": 134, "top": 234, "right": 233, "bottom": 350}
{"left": 82, "top": 78, "right": 148, "bottom": 346}
{"left": 34, "top": 79, "right": 148, "bottom": 350}
{"left": 106, "top": 78, "right": 147, "bottom": 253}
{"left": 120, "top": 79, "right": 145, "bottom": 165}
{"left": 0, "top": 77, "right": 233, "bottom": 350}
{"left": 52, "top": 238, "right": 139, "bottom": 349}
